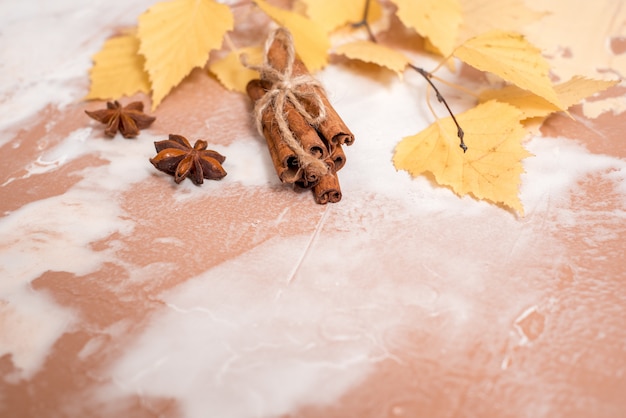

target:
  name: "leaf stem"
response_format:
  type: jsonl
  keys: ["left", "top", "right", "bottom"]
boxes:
{"left": 429, "top": 73, "right": 481, "bottom": 99}
{"left": 223, "top": 33, "right": 238, "bottom": 53}
{"left": 353, "top": 0, "right": 467, "bottom": 152}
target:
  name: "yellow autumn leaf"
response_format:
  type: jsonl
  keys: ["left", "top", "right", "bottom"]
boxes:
{"left": 209, "top": 47, "right": 264, "bottom": 93}
{"left": 480, "top": 76, "right": 619, "bottom": 119}
{"left": 454, "top": 30, "right": 563, "bottom": 109}
{"left": 299, "top": 0, "right": 382, "bottom": 33}
{"left": 459, "top": 0, "right": 545, "bottom": 43}
{"left": 389, "top": 0, "right": 462, "bottom": 57}
{"left": 137, "top": 0, "right": 234, "bottom": 108}
{"left": 85, "top": 33, "right": 151, "bottom": 100}
{"left": 254, "top": 0, "right": 330, "bottom": 72}
{"left": 394, "top": 100, "right": 531, "bottom": 215}
{"left": 555, "top": 77, "right": 619, "bottom": 110}
{"left": 333, "top": 41, "right": 410, "bottom": 76}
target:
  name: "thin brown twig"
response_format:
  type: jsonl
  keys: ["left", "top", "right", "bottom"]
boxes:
{"left": 411, "top": 64, "right": 466, "bottom": 151}
{"left": 352, "top": 0, "right": 467, "bottom": 152}
{"left": 352, "top": 0, "right": 376, "bottom": 42}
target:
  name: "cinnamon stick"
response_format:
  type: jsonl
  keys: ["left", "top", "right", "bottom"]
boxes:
{"left": 313, "top": 167, "right": 342, "bottom": 204}
{"left": 310, "top": 93, "right": 354, "bottom": 146}
{"left": 328, "top": 142, "right": 346, "bottom": 172}
{"left": 247, "top": 79, "right": 299, "bottom": 183}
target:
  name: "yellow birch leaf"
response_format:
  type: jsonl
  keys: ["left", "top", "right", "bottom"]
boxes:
{"left": 85, "top": 33, "right": 151, "bottom": 100}
{"left": 459, "top": 0, "right": 545, "bottom": 43}
{"left": 299, "top": 0, "right": 382, "bottom": 33}
{"left": 454, "top": 30, "right": 563, "bottom": 109}
{"left": 254, "top": 0, "right": 330, "bottom": 72}
{"left": 555, "top": 77, "right": 619, "bottom": 109}
{"left": 389, "top": 0, "right": 462, "bottom": 56}
{"left": 480, "top": 76, "right": 619, "bottom": 119}
{"left": 333, "top": 41, "right": 410, "bottom": 77}
{"left": 393, "top": 100, "right": 531, "bottom": 215}
{"left": 208, "top": 47, "right": 264, "bottom": 93}
{"left": 137, "top": 0, "right": 234, "bottom": 108}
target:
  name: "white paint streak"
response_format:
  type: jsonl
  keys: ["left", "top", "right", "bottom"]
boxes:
{"left": 0, "top": 126, "right": 163, "bottom": 380}
{"left": 109, "top": 236, "right": 378, "bottom": 418}
{"left": 0, "top": 0, "right": 155, "bottom": 140}
{"left": 521, "top": 136, "right": 626, "bottom": 215}
{"left": 0, "top": 289, "right": 75, "bottom": 381}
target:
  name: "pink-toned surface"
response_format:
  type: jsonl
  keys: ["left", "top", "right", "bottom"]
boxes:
{"left": 1, "top": 1, "right": 626, "bottom": 417}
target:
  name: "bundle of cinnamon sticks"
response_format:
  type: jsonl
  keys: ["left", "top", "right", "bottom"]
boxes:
{"left": 245, "top": 28, "right": 354, "bottom": 204}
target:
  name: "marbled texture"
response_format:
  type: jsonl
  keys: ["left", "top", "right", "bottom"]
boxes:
{"left": 1, "top": 1, "right": 625, "bottom": 417}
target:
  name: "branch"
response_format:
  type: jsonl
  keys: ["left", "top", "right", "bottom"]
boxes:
{"left": 410, "top": 65, "right": 466, "bottom": 152}
{"left": 352, "top": 0, "right": 467, "bottom": 152}
{"left": 352, "top": 0, "right": 376, "bottom": 42}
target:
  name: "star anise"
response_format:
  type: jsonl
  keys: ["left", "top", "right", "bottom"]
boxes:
{"left": 150, "top": 134, "right": 227, "bottom": 184}
{"left": 85, "top": 100, "right": 156, "bottom": 138}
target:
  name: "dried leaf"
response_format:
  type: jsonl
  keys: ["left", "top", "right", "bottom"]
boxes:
{"left": 459, "top": 0, "right": 545, "bottom": 43}
{"left": 254, "top": 0, "right": 330, "bottom": 72}
{"left": 393, "top": 100, "right": 531, "bottom": 215}
{"left": 551, "top": 77, "right": 619, "bottom": 112}
{"left": 209, "top": 47, "right": 264, "bottom": 93}
{"left": 389, "top": 0, "right": 462, "bottom": 56}
{"left": 480, "top": 76, "right": 619, "bottom": 119}
{"left": 137, "top": 0, "right": 234, "bottom": 108}
{"left": 299, "top": 0, "right": 382, "bottom": 33}
{"left": 454, "top": 30, "right": 563, "bottom": 109}
{"left": 85, "top": 33, "right": 151, "bottom": 100}
{"left": 333, "top": 41, "right": 410, "bottom": 76}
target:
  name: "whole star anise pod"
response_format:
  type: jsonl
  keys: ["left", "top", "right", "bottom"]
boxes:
{"left": 85, "top": 100, "right": 156, "bottom": 138}
{"left": 150, "top": 134, "right": 227, "bottom": 184}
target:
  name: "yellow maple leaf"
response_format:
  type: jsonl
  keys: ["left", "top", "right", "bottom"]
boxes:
{"left": 254, "top": 0, "right": 330, "bottom": 72}
{"left": 458, "top": 0, "right": 545, "bottom": 43}
{"left": 298, "top": 0, "right": 382, "bottom": 33}
{"left": 389, "top": 0, "right": 462, "bottom": 57}
{"left": 208, "top": 47, "right": 264, "bottom": 93}
{"left": 480, "top": 76, "right": 619, "bottom": 119}
{"left": 393, "top": 100, "right": 531, "bottom": 215}
{"left": 454, "top": 30, "right": 563, "bottom": 109}
{"left": 85, "top": 33, "right": 151, "bottom": 100}
{"left": 137, "top": 0, "right": 234, "bottom": 108}
{"left": 333, "top": 41, "right": 410, "bottom": 77}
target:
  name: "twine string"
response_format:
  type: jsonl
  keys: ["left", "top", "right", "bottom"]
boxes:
{"left": 243, "top": 28, "right": 328, "bottom": 182}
